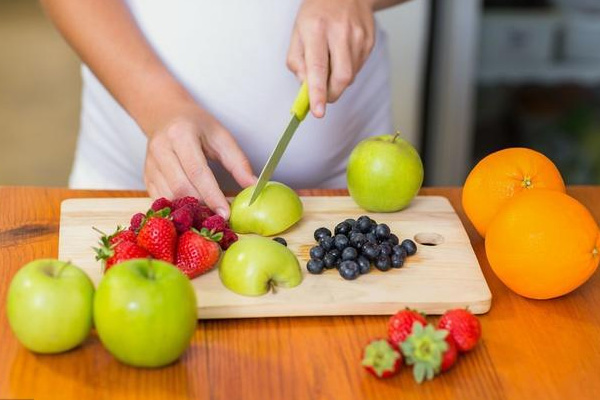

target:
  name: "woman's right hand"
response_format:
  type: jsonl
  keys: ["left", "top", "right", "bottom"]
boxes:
{"left": 144, "top": 103, "right": 256, "bottom": 219}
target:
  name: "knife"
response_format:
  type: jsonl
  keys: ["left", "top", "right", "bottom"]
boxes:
{"left": 248, "top": 82, "right": 310, "bottom": 205}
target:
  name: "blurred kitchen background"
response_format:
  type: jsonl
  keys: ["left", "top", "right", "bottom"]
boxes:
{"left": 1, "top": 0, "right": 599, "bottom": 187}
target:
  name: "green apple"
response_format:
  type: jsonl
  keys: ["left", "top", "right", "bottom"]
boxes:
{"left": 229, "top": 181, "right": 303, "bottom": 236}
{"left": 93, "top": 259, "right": 197, "bottom": 368}
{"left": 347, "top": 133, "right": 424, "bottom": 212}
{"left": 219, "top": 236, "right": 302, "bottom": 296}
{"left": 6, "top": 259, "right": 94, "bottom": 354}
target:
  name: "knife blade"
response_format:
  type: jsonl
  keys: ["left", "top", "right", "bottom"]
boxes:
{"left": 248, "top": 82, "right": 310, "bottom": 205}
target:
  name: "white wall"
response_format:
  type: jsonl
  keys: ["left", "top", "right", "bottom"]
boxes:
{"left": 376, "top": 0, "right": 430, "bottom": 149}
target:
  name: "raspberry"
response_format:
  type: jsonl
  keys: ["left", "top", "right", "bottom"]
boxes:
{"left": 202, "top": 215, "right": 227, "bottom": 233}
{"left": 151, "top": 197, "right": 172, "bottom": 212}
{"left": 193, "top": 205, "right": 215, "bottom": 230}
{"left": 171, "top": 204, "right": 194, "bottom": 234}
{"left": 171, "top": 196, "right": 199, "bottom": 211}
{"left": 219, "top": 229, "right": 238, "bottom": 250}
{"left": 130, "top": 212, "right": 145, "bottom": 232}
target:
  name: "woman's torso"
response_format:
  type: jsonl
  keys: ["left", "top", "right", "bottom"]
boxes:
{"left": 71, "top": 0, "right": 393, "bottom": 191}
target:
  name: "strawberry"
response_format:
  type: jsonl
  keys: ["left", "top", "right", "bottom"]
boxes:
{"left": 202, "top": 215, "right": 227, "bottom": 233}
{"left": 437, "top": 309, "right": 481, "bottom": 352}
{"left": 137, "top": 213, "right": 177, "bottom": 263}
{"left": 361, "top": 339, "right": 402, "bottom": 379}
{"left": 109, "top": 227, "right": 137, "bottom": 245}
{"left": 440, "top": 334, "right": 458, "bottom": 372}
{"left": 95, "top": 235, "right": 149, "bottom": 272}
{"left": 219, "top": 228, "right": 238, "bottom": 250}
{"left": 151, "top": 197, "right": 172, "bottom": 212}
{"left": 400, "top": 323, "right": 449, "bottom": 383}
{"left": 176, "top": 228, "right": 222, "bottom": 279}
{"left": 388, "top": 308, "right": 427, "bottom": 346}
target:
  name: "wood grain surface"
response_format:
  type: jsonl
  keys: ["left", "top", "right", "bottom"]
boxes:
{"left": 58, "top": 196, "right": 491, "bottom": 318}
{"left": 1, "top": 186, "right": 600, "bottom": 400}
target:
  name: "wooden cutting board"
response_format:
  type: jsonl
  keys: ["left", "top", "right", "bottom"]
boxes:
{"left": 58, "top": 196, "right": 491, "bottom": 319}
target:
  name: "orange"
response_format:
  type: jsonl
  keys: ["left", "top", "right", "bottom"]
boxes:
{"left": 462, "top": 148, "right": 565, "bottom": 237}
{"left": 486, "top": 190, "right": 600, "bottom": 299}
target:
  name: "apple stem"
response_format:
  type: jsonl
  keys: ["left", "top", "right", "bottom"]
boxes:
{"left": 269, "top": 280, "right": 277, "bottom": 295}
{"left": 148, "top": 257, "right": 156, "bottom": 280}
{"left": 55, "top": 261, "right": 71, "bottom": 278}
{"left": 392, "top": 131, "right": 401, "bottom": 143}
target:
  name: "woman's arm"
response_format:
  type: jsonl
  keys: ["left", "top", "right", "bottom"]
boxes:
{"left": 40, "top": 0, "right": 255, "bottom": 218}
{"left": 287, "top": 0, "right": 410, "bottom": 117}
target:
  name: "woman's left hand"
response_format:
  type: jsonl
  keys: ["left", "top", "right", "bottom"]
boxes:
{"left": 287, "top": 0, "right": 375, "bottom": 118}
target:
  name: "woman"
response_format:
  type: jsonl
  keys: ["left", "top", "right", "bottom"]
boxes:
{"left": 41, "top": 0, "right": 407, "bottom": 218}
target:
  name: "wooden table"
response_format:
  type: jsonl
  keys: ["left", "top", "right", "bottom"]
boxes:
{"left": 1, "top": 186, "right": 599, "bottom": 400}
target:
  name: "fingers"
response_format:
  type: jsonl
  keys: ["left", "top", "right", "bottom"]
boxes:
{"left": 327, "top": 30, "right": 354, "bottom": 103}
{"left": 144, "top": 154, "right": 174, "bottom": 200}
{"left": 171, "top": 133, "right": 231, "bottom": 219}
{"left": 209, "top": 127, "right": 257, "bottom": 189}
{"left": 286, "top": 29, "right": 306, "bottom": 81}
{"left": 303, "top": 20, "right": 329, "bottom": 118}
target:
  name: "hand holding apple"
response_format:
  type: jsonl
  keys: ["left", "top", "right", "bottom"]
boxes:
{"left": 6, "top": 259, "right": 94, "bottom": 353}
{"left": 347, "top": 133, "right": 424, "bottom": 212}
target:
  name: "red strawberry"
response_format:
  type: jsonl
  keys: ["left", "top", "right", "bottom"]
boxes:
{"left": 440, "top": 334, "right": 458, "bottom": 372}
{"left": 171, "top": 204, "right": 194, "bottom": 234}
{"left": 388, "top": 309, "right": 427, "bottom": 346}
{"left": 176, "top": 228, "right": 222, "bottom": 279}
{"left": 130, "top": 212, "right": 145, "bottom": 232}
{"left": 438, "top": 309, "right": 481, "bottom": 352}
{"left": 219, "top": 229, "right": 238, "bottom": 250}
{"left": 95, "top": 236, "right": 149, "bottom": 272}
{"left": 109, "top": 228, "right": 137, "bottom": 245}
{"left": 151, "top": 197, "right": 172, "bottom": 212}
{"left": 172, "top": 196, "right": 199, "bottom": 211}
{"left": 202, "top": 215, "right": 227, "bottom": 233}
{"left": 193, "top": 205, "right": 214, "bottom": 229}
{"left": 361, "top": 339, "right": 402, "bottom": 379}
{"left": 137, "top": 215, "right": 177, "bottom": 263}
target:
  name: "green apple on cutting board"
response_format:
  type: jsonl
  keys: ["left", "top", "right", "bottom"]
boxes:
{"left": 347, "top": 133, "right": 423, "bottom": 212}
{"left": 219, "top": 236, "right": 303, "bottom": 296}
{"left": 229, "top": 181, "right": 303, "bottom": 236}
{"left": 6, "top": 259, "right": 94, "bottom": 353}
{"left": 93, "top": 259, "right": 197, "bottom": 368}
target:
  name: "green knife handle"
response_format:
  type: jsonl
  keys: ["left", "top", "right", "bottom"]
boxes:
{"left": 291, "top": 82, "right": 310, "bottom": 121}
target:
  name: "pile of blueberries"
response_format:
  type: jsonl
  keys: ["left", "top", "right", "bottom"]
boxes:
{"left": 306, "top": 215, "right": 417, "bottom": 280}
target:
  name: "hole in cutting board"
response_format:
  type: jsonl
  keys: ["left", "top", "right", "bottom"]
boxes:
{"left": 414, "top": 232, "right": 444, "bottom": 246}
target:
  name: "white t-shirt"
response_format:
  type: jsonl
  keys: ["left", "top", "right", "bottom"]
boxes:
{"left": 69, "top": 1, "right": 393, "bottom": 191}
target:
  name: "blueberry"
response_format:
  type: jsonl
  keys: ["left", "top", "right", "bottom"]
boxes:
{"left": 379, "top": 243, "right": 393, "bottom": 257}
{"left": 365, "top": 232, "right": 378, "bottom": 244}
{"left": 349, "top": 232, "right": 366, "bottom": 249}
{"left": 361, "top": 242, "right": 380, "bottom": 260}
{"left": 323, "top": 253, "right": 338, "bottom": 269}
{"left": 272, "top": 237, "right": 287, "bottom": 246}
{"left": 389, "top": 233, "right": 399, "bottom": 246}
{"left": 375, "top": 255, "right": 392, "bottom": 271}
{"left": 357, "top": 216, "right": 373, "bottom": 233}
{"left": 334, "top": 234, "right": 350, "bottom": 251}
{"left": 392, "top": 245, "right": 408, "bottom": 258}
{"left": 334, "top": 221, "right": 352, "bottom": 236}
{"left": 328, "top": 248, "right": 341, "bottom": 259}
{"left": 375, "top": 224, "right": 391, "bottom": 240}
{"left": 401, "top": 239, "right": 418, "bottom": 256}
{"left": 391, "top": 253, "right": 405, "bottom": 268}
{"left": 307, "top": 259, "right": 325, "bottom": 274}
{"left": 309, "top": 245, "right": 326, "bottom": 260}
{"left": 344, "top": 218, "right": 356, "bottom": 228}
{"left": 356, "top": 256, "right": 371, "bottom": 274}
{"left": 339, "top": 260, "right": 360, "bottom": 280}
{"left": 319, "top": 236, "right": 334, "bottom": 251}
{"left": 342, "top": 246, "right": 358, "bottom": 261}
{"left": 314, "top": 227, "right": 332, "bottom": 242}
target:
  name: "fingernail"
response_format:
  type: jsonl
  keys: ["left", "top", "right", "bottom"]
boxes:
{"left": 216, "top": 207, "right": 228, "bottom": 219}
{"left": 315, "top": 103, "right": 325, "bottom": 117}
